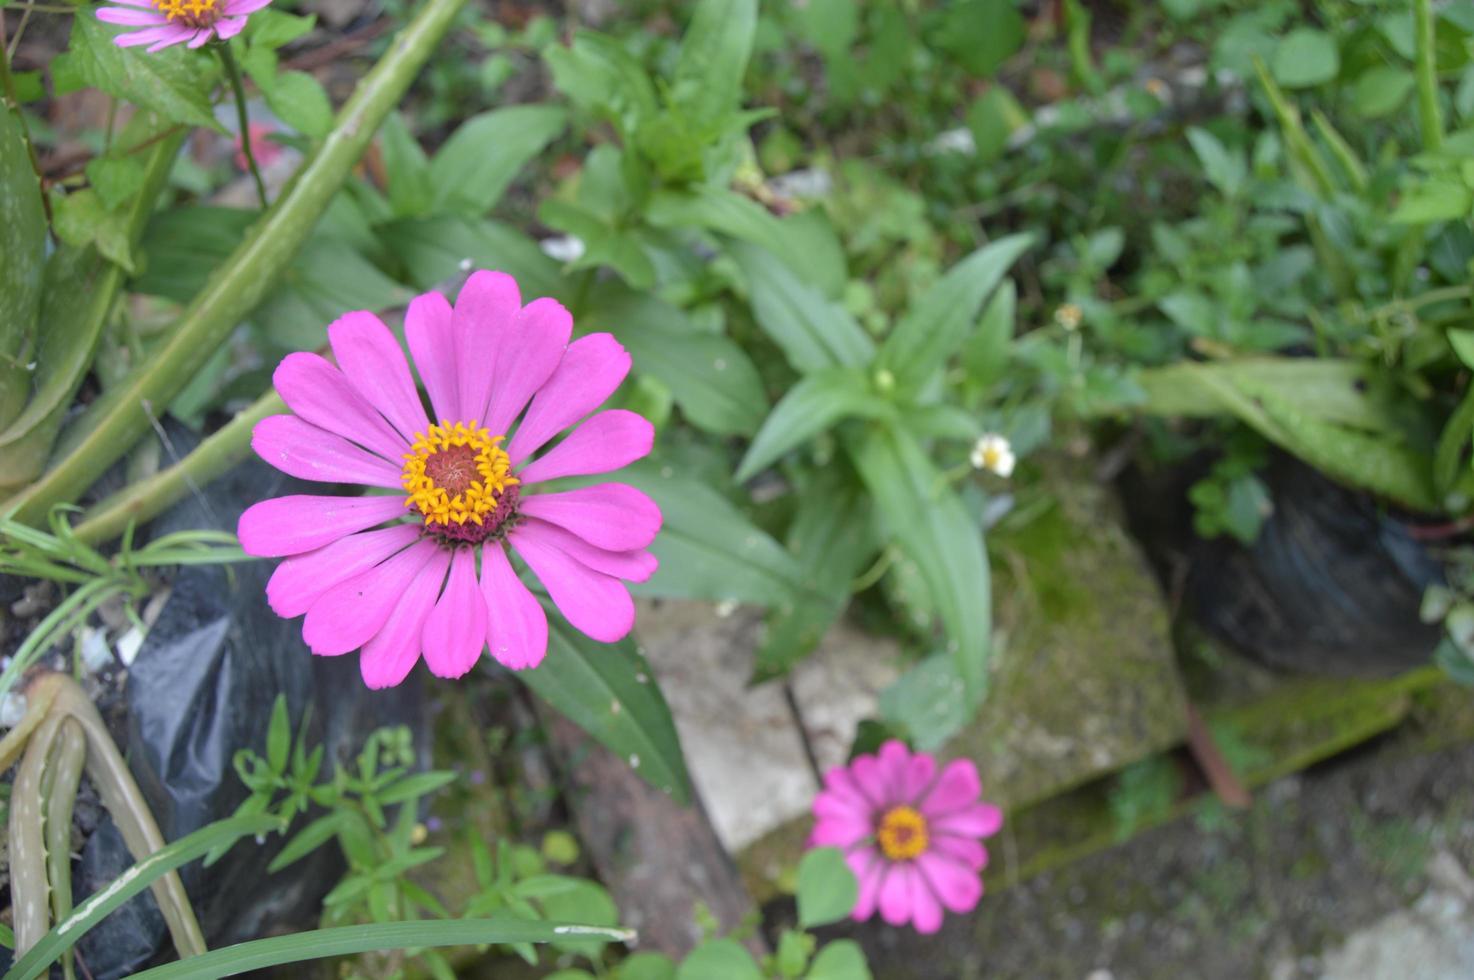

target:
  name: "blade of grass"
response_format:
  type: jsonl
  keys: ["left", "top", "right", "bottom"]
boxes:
{"left": 42, "top": 719, "right": 85, "bottom": 980}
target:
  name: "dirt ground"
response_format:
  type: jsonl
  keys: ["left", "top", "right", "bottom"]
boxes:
{"left": 832, "top": 735, "right": 1474, "bottom": 980}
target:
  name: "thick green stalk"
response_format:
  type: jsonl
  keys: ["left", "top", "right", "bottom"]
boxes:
{"left": 3, "top": 0, "right": 468, "bottom": 528}
{"left": 1414, "top": 0, "right": 1443, "bottom": 153}
{"left": 74, "top": 389, "right": 283, "bottom": 546}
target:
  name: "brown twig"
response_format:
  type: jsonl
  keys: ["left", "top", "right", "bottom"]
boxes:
{"left": 1183, "top": 701, "right": 1252, "bottom": 809}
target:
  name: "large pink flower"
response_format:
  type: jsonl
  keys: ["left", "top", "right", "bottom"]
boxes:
{"left": 97, "top": 0, "right": 272, "bottom": 52}
{"left": 238, "top": 271, "right": 662, "bottom": 689}
{"left": 809, "top": 741, "right": 1002, "bottom": 934}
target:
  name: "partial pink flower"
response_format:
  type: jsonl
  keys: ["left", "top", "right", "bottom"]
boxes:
{"left": 96, "top": 0, "right": 273, "bottom": 52}
{"left": 233, "top": 122, "right": 283, "bottom": 172}
{"left": 809, "top": 741, "right": 1002, "bottom": 934}
{"left": 238, "top": 271, "right": 662, "bottom": 689}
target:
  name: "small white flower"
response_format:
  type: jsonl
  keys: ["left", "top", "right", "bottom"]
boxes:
{"left": 970, "top": 433, "right": 1016, "bottom": 478}
{"left": 1054, "top": 303, "right": 1083, "bottom": 331}
{"left": 539, "top": 235, "right": 586, "bottom": 263}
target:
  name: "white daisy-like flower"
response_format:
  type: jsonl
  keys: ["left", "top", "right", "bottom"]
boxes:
{"left": 970, "top": 434, "right": 1015, "bottom": 478}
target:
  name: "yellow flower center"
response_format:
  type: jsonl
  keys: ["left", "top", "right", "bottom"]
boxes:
{"left": 401, "top": 421, "right": 519, "bottom": 542}
{"left": 876, "top": 805, "right": 929, "bottom": 861}
{"left": 151, "top": 0, "right": 221, "bottom": 28}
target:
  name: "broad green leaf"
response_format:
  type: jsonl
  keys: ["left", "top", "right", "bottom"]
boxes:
{"left": 848, "top": 426, "right": 991, "bottom": 702}
{"left": 619, "top": 953, "right": 677, "bottom": 980}
{"left": 796, "top": 847, "right": 859, "bottom": 929}
{"left": 966, "top": 86, "right": 1028, "bottom": 163}
{"left": 4, "top": 813, "right": 279, "bottom": 980}
{"left": 385, "top": 216, "right": 566, "bottom": 300}
{"left": 1353, "top": 65, "right": 1416, "bottom": 118}
{"left": 0, "top": 100, "right": 45, "bottom": 430}
{"left": 933, "top": 0, "right": 1024, "bottom": 76}
{"left": 246, "top": 9, "right": 316, "bottom": 49}
{"left": 730, "top": 241, "right": 874, "bottom": 373}
{"left": 1271, "top": 28, "right": 1339, "bottom": 88}
{"left": 583, "top": 285, "right": 768, "bottom": 436}
{"left": 69, "top": 16, "right": 221, "bottom": 132}
{"left": 52, "top": 190, "right": 133, "bottom": 272}
{"left": 879, "top": 652, "right": 971, "bottom": 751}
{"left": 807, "top": 940, "right": 872, "bottom": 980}
{"left": 1451, "top": 329, "right": 1474, "bottom": 370}
{"left": 263, "top": 71, "right": 333, "bottom": 138}
{"left": 518, "top": 619, "right": 691, "bottom": 805}
{"left": 380, "top": 112, "right": 433, "bottom": 218}
{"left": 877, "top": 233, "right": 1032, "bottom": 393}
{"left": 962, "top": 279, "right": 1016, "bottom": 391}
{"left": 737, "top": 367, "right": 890, "bottom": 481}
{"left": 618, "top": 462, "right": 828, "bottom": 610}
{"left": 1186, "top": 127, "right": 1246, "bottom": 197}
{"left": 674, "top": 939, "right": 763, "bottom": 980}
{"left": 544, "top": 31, "right": 659, "bottom": 134}
{"left": 1391, "top": 180, "right": 1473, "bottom": 223}
{"left": 671, "top": 0, "right": 757, "bottom": 122}
{"left": 531, "top": 877, "right": 619, "bottom": 957}
{"left": 84, "top": 154, "right": 146, "bottom": 211}
{"left": 121, "top": 920, "right": 634, "bottom": 980}
{"left": 255, "top": 238, "right": 409, "bottom": 349}
{"left": 266, "top": 812, "right": 345, "bottom": 873}
{"left": 429, "top": 105, "right": 567, "bottom": 214}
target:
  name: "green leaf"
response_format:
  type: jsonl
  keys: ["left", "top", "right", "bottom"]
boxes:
{"left": 376, "top": 770, "right": 457, "bottom": 805}
{"left": 1186, "top": 127, "right": 1246, "bottom": 197}
{"left": 266, "top": 812, "right": 344, "bottom": 873}
{"left": 84, "top": 154, "right": 146, "bottom": 211}
{"left": 1451, "top": 329, "right": 1474, "bottom": 370}
{"left": 671, "top": 0, "right": 757, "bottom": 122}
{"left": 1353, "top": 65, "right": 1416, "bottom": 117}
{"left": 619, "top": 462, "right": 828, "bottom": 610}
{"left": 1271, "top": 28, "right": 1340, "bottom": 88}
{"left": 796, "top": 847, "right": 859, "bottom": 929}
{"left": 737, "top": 368, "right": 890, "bottom": 481}
{"left": 848, "top": 426, "right": 991, "bottom": 702}
{"left": 619, "top": 952, "right": 677, "bottom": 980}
{"left": 52, "top": 190, "right": 133, "bottom": 272}
{"left": 119, "top": 920, "right": 635, "bottom": 980}
{"left": 1391, "top": 179, "right": 1473, "bottom": 223}
{"left": 879, "top": 652, "right": 972, "bottom": 751}
{"left": 380, "top": 112, "right": 434, "bottom": 218}
{"left": 529, "top": 877, "right": 619, "bottom": 958}
{"left": 674, "top": 939, "right": 763, "bottom": 980}
{"left": 730, "top": 241, "right": 874, "bottom": 373}
{"left": 69, "top": 15, "right": 221, "bottom": 132}
{"left": 255, "top": 237, "right": 410, "bottom": 349}
{"left": 518, "top": 620, "right": 691, "bottom": 804}
{"left": 966, "top": 86, "right": 1028, "bottom": 163}
{"left": 934, "top": 0, "right": 1025, "bottom": 76}
{"left": 246, "top": 9, "right": 316, "bottom": 49}
{"left": 544, "top": 31, "right": 659, "bottom": 134}
{"left": 266, "top": 695, "right": 290, "bottom": 774}
{"left": 4, "top": 813, "right": 279, "bottom": 980}
{"left": 263, "top": 71, "right": 334, "bottom": 138}
{"left": 429, "top": 105, "right": 567, "bottom": 215}
{"left": 962, "top": 279, "right": 1016, "bottom": 391}
{"left": 807, "top": 940, "right": 872, "bottom": 980}
{"left": 385, "top": 216, "right": 565, "bottom": 300}
{"left": 0, "top": 100, "right": 46, "bottom": 431}
{"left": 877, "top": 233, "right": 1032, "bottom": 393}
{"left": 583, "top": 285, "right": 768, "bottom": 436}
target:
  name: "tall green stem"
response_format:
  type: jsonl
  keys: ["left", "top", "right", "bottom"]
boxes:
{"left": 1415, "top": 0, "right": 1444, "bottom": 153}
{"left": 2, "top": 0, "right": 468, "bottom": 529}
{"left": 217, "top": 43, "right": 267, "bottom": 208}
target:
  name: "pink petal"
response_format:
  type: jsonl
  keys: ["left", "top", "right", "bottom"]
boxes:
{"left": 918, "top": 758, "right": 982, "bottom": 817}
{"left": 814, "top": 784, "right": 872, "bottom": 826}
{"left": 184, "top": 28, "right": 212, "bottom": 48}
{"left": 848, "top": 847, "right": 884, "bottom": 922}
{"left": 452, "top": 271, "right": 520, "bottom": 424}
{"left": 901, "top": 750, "right": 937, "bottom": 805}
{"left": 929, "top": 834, "right": 988, "bottom": 873}
{"left": 810, "top": 812, "right": 870, "bottom": 849}
{"left": 328, "top": 311, "right": 430, "bottom": 444}
{"left": 510, "top": 527, "right": 634, "bottom": 644}
{"left": 480, "top": 544, "right": 548, "bottom": 669}
{"left": 421, "top": 547, "right": 487, "bottom": 678}
{"left": 302, "top": 540, "right": 438, "bottom": 655}
{"left": 877, "top": 863, "right": 916, "bottom": 928}
{"left": 273, "top": 352, "right": 406, "bottom": 463}
{"left": 359, "top": 549, "right": 450, "bottom": 689}
{"left": 931, "top": 803, "right": 1003, "bottom": 839}
{"left": 823, "top": 764, "right": 878, "bottom": 812}
{"left": 875, "top": 740, "right": 912, "bottom": 803}
{"left": 908, "top": 868, "right": 946, "bottom": 934}
{"left": 515, "top": 410, "right": 654, "bottom": 485}
{"left": 483, "top": 297, "right": 573, "bottom": 437}
{"left": 237, "top": 494, "right": 405, "bottom": 557}
{"left": 214, "top": 15, "right": 246, "bottom": 39}
{"left": 508, "top": 333, "right": 629, "bottom": 464}
{"left": 96, "top": 7, "right": 167, "bottom": 25}
{"left": 404, "top": 291, "right": 458, "bottom": 423}
{"left": 266, "top": 525, "right": 420, "bottom": 618}
{"left": 113, "top": 24, "right": 188, "bottom": 47}
{"left": 849, "top": 754, "right": 894, "bottom": 810}
{"left": 516, "top": 519, "right": 656, "bottom": 583}
{"left": 224, "top": 0, "right": 272, "bottom": 12}
{"left": 517, "top": 483, "right": 661, "bottom": 552}
{"left": 251, "top": 415, "right": 403, "bottom": 489}
{"left": 916, "top": 852, "right": 982, "bottom": 915}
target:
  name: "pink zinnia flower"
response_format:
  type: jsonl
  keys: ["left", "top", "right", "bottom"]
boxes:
{"left": 237, "top": 271, "right": 662, "bottom": 689}
{"left": 809, "top": 741, "right": 1002, "bottom": 934}
{"left": 233, "top": 122, "right": 283, "bottom": 172}
{"left": 96, "top": 0, "right": 272, "bottom": 52}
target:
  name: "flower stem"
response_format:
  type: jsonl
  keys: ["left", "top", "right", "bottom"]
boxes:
{"left": 217, "top": 43, "right": 267, "bottom": 208}
{"left": 2, "top": 0, "right": 469, "bottom": 529}
{"left": 1414, "top": 0, "right": 1444, "bottom": 154}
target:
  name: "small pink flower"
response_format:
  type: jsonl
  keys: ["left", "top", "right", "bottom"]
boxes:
{"left": 233, "top": 122, "right": 283, "bottom": 172}
{"left": 96, "top": 0, "right": 273, "bottom": 52}
{"left": 809, "top": 741, "right": 1002, "bottom": 934}
{"left": 238, "top": 271, "right": 662, "bottom": 689}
